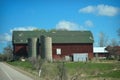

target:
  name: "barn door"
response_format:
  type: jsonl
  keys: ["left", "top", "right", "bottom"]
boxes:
{"left": 73, "top": 53, "right": 88, "bottom": 62}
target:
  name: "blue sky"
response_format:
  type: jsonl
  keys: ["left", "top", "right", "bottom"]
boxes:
{"left": 0, "top": 0, "right": 120, "bottom": 53}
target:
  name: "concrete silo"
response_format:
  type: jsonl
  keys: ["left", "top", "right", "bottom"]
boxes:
{"left": 28, "top": 37, "right": 38, "bottom": 57}
{"left": 40, "top": 36, "right": 52, "bottom": 62}
{"left": 40, "top": 35, "right": 46, "bottom": 59}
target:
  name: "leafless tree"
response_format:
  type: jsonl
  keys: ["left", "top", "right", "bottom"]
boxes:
{"left": 28, "top": 56, "right": 44, "bottom": 78}
{"left": 117, "top": 28, "right": 120, "bottom": 45}
{"left": 105, "top": 46, "right": 120, "bottom": 60}
{"left": 110, "top": 38, "right": 119, "bottom": 47}
{"left": 57, "top": 62, "right": 68, "bottom": 80}
{"left": 117, "top": 28, "right": 120, "bottom": 37}
{"left": 3, "top": 42, "right": 13, "bottom": 61}
{"left": 98, "top": 32, "right": 108, "bottom": 47}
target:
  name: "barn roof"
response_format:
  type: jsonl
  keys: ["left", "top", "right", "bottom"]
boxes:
{"left": 12, "top": 31, "right": 94, "bottom": 44}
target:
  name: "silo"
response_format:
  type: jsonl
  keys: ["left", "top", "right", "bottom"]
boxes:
{"left": 44, "top": 37, "right": 52, "bottom": 62}
{"left": 28, "top": 37, "right": 38, "bottom": 57}
{"left": 40, "top": 36, "right": 52, "bottom": 62}
{"left": 40, "top": 35, "right": 46, "bottom": 59}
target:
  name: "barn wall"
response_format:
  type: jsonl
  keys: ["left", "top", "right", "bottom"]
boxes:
{"left": 13, "top": 44, "right": 28, "bottom": 57}
{"left": 52, "top": 43, "right": 93, "bottom": 60}
{"left": 13, "top": 43, "right": 93, "bottom": 60}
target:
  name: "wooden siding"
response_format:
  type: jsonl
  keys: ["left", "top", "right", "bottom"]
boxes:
{"left": 52, "top": 43, "right": 93, "bottom": 60}
{"left": 13, "top": 44, "right": 28, "bottom": 57}
{"left": 13, "top": 43, "right": 93, "bottom": 60}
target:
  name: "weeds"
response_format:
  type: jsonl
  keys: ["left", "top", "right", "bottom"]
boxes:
{"left": 7, "top": 61, "right": 120, "bottom": 80}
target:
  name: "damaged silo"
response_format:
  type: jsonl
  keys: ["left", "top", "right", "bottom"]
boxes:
{"left": 40, "top": 35, "right": 45, "bottom": 59}
{"left": 40, "top": 36, "right": 52, "bottom": 62}
{"left": 28, "top": 37, "right": 39, "bottom": 57}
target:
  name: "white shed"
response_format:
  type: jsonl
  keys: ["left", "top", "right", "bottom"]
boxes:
{"left": 93, "top": 47, "right": 108, "bottom": 59}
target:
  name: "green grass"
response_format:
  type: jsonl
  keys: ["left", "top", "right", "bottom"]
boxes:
{"left": 65, "top": 62, "right": 114, "bottom": 75}
{"left": 99, "top": 70, "right": 120, "bottom": 78}
{"left": 65, "top": 62, "right": 113, "bottom": 70}
{"left": 7, "top": 61, "right": 33, "bottom": 70}
{"left": 7, "top": 61, "right": 120, "bottom": 79}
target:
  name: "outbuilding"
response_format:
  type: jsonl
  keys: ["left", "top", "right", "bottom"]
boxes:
{"left": 12, "top": 31, "right": 94, "bottom": 61}
{"left": 93, "top": 47, "right": 108, "bottom": 59}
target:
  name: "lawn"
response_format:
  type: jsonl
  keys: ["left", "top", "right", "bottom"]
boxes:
{"left": 65, "top": 62, "right": 114, "bottom": 74}
{"left": 7, "top": 60, "right": 33, "bottom": 69}
{"left": 64, "top": 62, "right": 120, "bottom": 79}
{"left": 7, "top": 61, "right": 120, "bottom": 80}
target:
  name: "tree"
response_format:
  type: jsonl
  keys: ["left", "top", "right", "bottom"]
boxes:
{"left": 117, "top": 28, "right": 120, "bottom": 37}
{"left": 33, "top": 28, "right": 68, "bottom": 32}
{"left": 98, "top": 32, "right": 108, "bottom": 47}
{"left": 57, "top": 62, "right": 68, "bottom": 80}
{"left": 0, "top": 54, "right": 3, "bottom": 61}
{"left": 106, "top": 46, "right": 120, "bottom": 60}
{"left": 3, "top": 42, "right": 13, "bottom": 61}
{"left": 110, "top": 38, "right": 119, "bottom": 47}
{"left": 33, "top": 29, "right": 47, "bottom": 32}
{"left": 117, "top": 28, "right": 120, "bottom": 45}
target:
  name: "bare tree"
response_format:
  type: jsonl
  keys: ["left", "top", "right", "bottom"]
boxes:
{"left": 110, "top": 38, "right": 119, "bottom": 47}
{"left": 33, "top": 29, "right": 47, "bottom": 32}
{"left": 117, "top": 28, "right": 120, "bottom": 37}
{"left": 57, "top": 62, "right": 68, "bottom": 80}
{"left": 106, "top": 46, "right": 120, "bottom": 60}
{"left": 33, "top": 28, "right": 68, "bottom": 33}
{"left": 0, "top": 54, "right": 3, "bottom": 61}
{"left": 117, "top": 28, "right": 120, "bottom": 45}
{"left": 98, "top": 32, "right": 108, "bottom": 47}
{"left": 3, "top": 42, "right": 13, "bottom": 61}
{"left": 28, "top": 56, "right": 45, "bottom": 79}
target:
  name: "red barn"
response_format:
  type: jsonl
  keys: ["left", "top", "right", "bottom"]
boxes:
{"left": 12, "top": 31, "right": 94, "bottom": 61}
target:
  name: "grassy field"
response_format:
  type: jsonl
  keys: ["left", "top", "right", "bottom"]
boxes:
{"left": 7, "top": 60, "right": 33, "bottom": 70}
{"left": 7, "top": 60, "right": 120, "bottom": 80}
{"left": 65, "top": 62, "right": 120, "bottom": 80}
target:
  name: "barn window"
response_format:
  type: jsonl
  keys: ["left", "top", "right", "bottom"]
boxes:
{"left": 56, "top": 48, "right": 61, "bottom": 55}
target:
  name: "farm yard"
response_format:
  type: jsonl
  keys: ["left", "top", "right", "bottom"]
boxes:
{"left": 1, "top": 0, "right": 120, "bottom": 80}
{"left": 7, "top": 60, "right": 120, "bottom": 80}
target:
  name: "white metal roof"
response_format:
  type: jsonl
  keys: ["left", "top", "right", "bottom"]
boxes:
{"left": 93, "top": 47, "right": 108, "bottom": 53}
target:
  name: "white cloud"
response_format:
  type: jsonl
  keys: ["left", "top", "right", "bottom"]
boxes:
{"left": 79, "top": 4, "right": 119, "bottom": 16}
{"left": 10, "top": 26, "right": 38, "bottom": 33}
{"left": 55, "top": 20, "right": 94, "bottom": 31}
{"left": 97, "top": 4, "right": 118, "bottom": 16}
{"left": 56, "top": 20, "right": 80, "bottom": 30}
{"left": 84, "top": 20, "right": 94, "bottom": 27}
{"left": 0, "top": 26, "right": 38, "bottom": 43}
{"left": 79, "top": 6, "right": 95, "bottom": 13}
{"left": 0, "top": 33, "right": 12, "bottom": 42}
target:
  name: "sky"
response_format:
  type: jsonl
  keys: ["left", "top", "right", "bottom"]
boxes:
{"left": 0, "top": 0, "right": 120, "bottom": 53}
